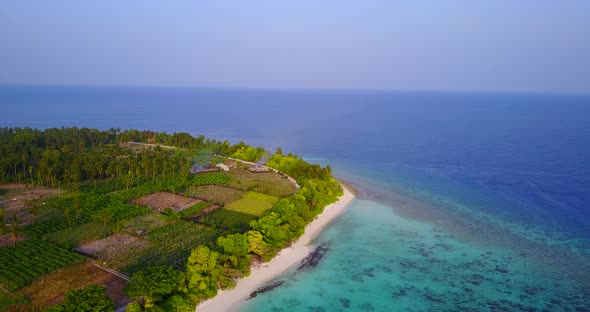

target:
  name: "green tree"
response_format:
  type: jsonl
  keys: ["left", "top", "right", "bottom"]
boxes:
{"left": 127, "top": 266, "right": 184, "bottom": 308}
{"left": 216, "top": 233, "right": 251, "bottom": 275}
{"left": 27, "top": 201, "right": 40, "bottom": 225}
{"left": 99, "top": 210, "right": 111, "bottom": 228}
{"left": 64, "top": 207, "right": 72, "bottom": 227}
{"left": 186, "top": 245, "right": 221, "bottom": 300}
{"left": 9, "top": 216, "right": 20, "bottom": 246}
{"left": 74, "top": 198, "right": 82, "bottom": 221}
{"left": 246, "top": 230, "right": 270, "bottom": 261}
{"left": 125, "top": 302, "right": 143, "bottom": 312}
{"left": 0, "top": 209, "right": 6, "bottom": 242}
{"left": 160, "top": 295, "right": 194, "bottom": 312}
{"left": 45, "top": 284, "right": 113, "bottom": 312}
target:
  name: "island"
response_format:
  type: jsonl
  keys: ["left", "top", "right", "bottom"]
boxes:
{"left": 0, "top": 127, "right": 353, "bottom": 312}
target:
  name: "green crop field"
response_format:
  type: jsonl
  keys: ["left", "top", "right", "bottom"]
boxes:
{"left": 188, "top": 172, "right": 231, "bottom": 186}
{"left": 186, "top": 185, "right": 245, "bottom": 205}
{"left": 225, "top": 192, "right": 278, "bottom": 216}
{"left": 0, "top": 240, "right": 84, "bottom": 291}
{"left": 45, "top": 221, "right": 113, "bottom": 248}
{"left": 199, "top": 208, "right": 257, "bottom": 233}
{"left": 179, "top": 201, "right": 212, "bottom": 219}
{"left": 122, "top": 221, "right": 224, "bottom": 273}
{"left": 227, "top": 168, "right": 296, "bottom": 197}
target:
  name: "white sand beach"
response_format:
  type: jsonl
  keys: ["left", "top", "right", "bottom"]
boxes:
{"left": 195, "top": 184, "right": 355, "bottom": 312}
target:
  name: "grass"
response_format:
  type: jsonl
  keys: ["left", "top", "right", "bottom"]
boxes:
{"left": 44, "top": 221, "right": 113, "bottom": 248}
{"left": 227, "top": 168, "right": 296, "bottom": 197}
{"left": 178, "top": 201, "right": 213, "bottom": 219}
{"left": 199, "top": 208, "right": 257, "bottom": 233}
{"left": 186, "top": 185, "right": 245, "bottom": 205}
{"left": 225, "top": 192, "right": 278, "bottom": 216}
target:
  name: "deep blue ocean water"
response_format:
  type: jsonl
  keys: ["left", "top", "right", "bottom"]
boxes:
{"left": 1, "top": 86, "right": 589, "bottom": 310}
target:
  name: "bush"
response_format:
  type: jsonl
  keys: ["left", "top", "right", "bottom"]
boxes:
{"left": 44, "top": 285, "right": 113, "bottom": 312}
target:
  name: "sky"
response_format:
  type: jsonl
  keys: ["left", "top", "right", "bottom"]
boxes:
{"left": 0, "top": 1, "right": 589, "bottom": 93}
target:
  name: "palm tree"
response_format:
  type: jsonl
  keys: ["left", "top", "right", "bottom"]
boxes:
{"left": 74, "top": 199, "right": 82, "bottom": 221}
{"left": 64, "top": 207, "right": 72, "bottom": 227}
{"left": 28, "top": 203, "right": 40, "bottom": 225}
{"left": 100, "top": 211, "right": 111, "bottom": 228}
{"left": 10, "top": 216, "right": 20, "bottom": 246}
{"left": 0, "top": 209, "right": 5, "bottom": 242}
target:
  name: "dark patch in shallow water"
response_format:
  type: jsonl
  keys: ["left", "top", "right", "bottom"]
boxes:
{"left": 391, "top": 287, "right": 409, "bottom": 299}
{"left": 358, "top": 303, "right": 375, "bottom": 311}
{"left": 464, "top": 274, "right": 486, "bottom": 286}
{"left": 339, "top": 298, "right": 350, "bottom": 308}
{"left": 363, "top": 268, "right": 375, "bottom": 277}
{"left": 298, "top": 242, "right": 331, "bottom": 271}
{"left": 246, "top": 280, "right": 285, "bottom": 300}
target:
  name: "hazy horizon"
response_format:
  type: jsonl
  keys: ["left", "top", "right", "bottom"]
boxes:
{"left": 1, "top": 1, "right": 589, "bottom": 94}
{"left": 2, "top": 83, "right": 589, "bottom": 97}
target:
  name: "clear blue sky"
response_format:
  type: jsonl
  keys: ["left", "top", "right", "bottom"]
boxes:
{"left": 1, "top": 1, "right": 589, "bottom": 93}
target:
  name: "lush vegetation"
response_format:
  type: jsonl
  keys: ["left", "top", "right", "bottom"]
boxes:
{"left": 23, "top": 191, "right": 150, "bottom": 239}
{"left": 0, "top": 240, "right": 84, "bottom": 290}
{"left": 229, "top": 144, "right": 267, "bottom": 162}
{"left": 45, "top": 285, "right": 114, "bottom": 312}
{"left": 127, "top": 266, "right": 187, "bottom": 310}
{"left": 125, "top": 154, "right": 343, "bottom": 309}
{"left": 0, "top": 128, "right": 342, "bottom": 311}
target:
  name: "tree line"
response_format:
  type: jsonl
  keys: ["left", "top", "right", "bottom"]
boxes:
{"left": 0, "top": 127, "right": 252, "bottom": 188}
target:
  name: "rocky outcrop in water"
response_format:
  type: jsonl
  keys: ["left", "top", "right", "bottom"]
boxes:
{"left": 297, "top": 242, "right": 332, "bottom": 271}
{"left": 246, "top": 280, "right": 285, "bottom": 300}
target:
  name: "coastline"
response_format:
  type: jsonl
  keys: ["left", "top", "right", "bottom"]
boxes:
{"left": 195, "top": 184, "right": 355, "bottom": 312}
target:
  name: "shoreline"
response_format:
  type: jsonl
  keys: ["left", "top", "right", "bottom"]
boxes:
{"left": 195, "top": 184, "right": 355, "bottom": 312}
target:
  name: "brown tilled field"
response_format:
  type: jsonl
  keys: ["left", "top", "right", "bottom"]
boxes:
{"left": 76, "top": 234, "right": 150, "bottom": 268}
{"left": 134, "top": 192, "right": 202, "bottom": 212}
{"left": 0, "top": 184, "right": 63, "bottom": 226}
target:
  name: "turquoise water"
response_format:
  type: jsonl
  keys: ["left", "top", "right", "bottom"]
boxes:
{"left": 241, "top": 200, "right": 589, "bottom": 311}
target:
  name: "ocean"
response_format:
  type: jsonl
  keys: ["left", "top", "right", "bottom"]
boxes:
{"left": 2, "top": 86, "right": 589, "bottom": 311}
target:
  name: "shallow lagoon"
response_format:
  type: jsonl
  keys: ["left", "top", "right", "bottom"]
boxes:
{"left": 241, "top": 199, "right": 589, "bottom": 311}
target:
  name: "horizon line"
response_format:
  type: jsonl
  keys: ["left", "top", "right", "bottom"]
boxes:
{"left": 1, "top": 82, "right": 589, "bottom": 97}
